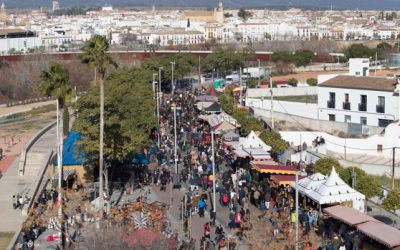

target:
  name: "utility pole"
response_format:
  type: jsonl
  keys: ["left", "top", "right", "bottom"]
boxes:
{"left": 257, "top": 59, "right": 261, "bottom": 87}
{"left": 154, "top": 73, "right": 161, "bottom": 148}
{"left": 211, "top": 130, "right": 216, "bottom": 215}
{"left": 239, "top": 67, "right": 242, "bottom": 107}
{"left": 171, "top": 61, "right": 176, "bottom": 95}
{"left": 171, "top": 103, "right": 181, "bottom": 175}
{"left": 198, "top": 55, "right": 201, "bottom": 89}
{"left": 152, "top": 73, "right": 157, "bottom": 100}
{"left": 270, "top": 77, "right": 274, "bottom": 129}
{"left": 56, "top": 100, "right": 64, "bottom": 249}
{"left": 159, "top": 66, "right": 163, "bottom": 104}
{"left": 392, "top": 147, "right": 396, "bottom": 190}
{"left": 375, "top": 51, "right": 377, "bottom": 76}
{"left": 295, "top": 170, "right": 299, "bottom": 250}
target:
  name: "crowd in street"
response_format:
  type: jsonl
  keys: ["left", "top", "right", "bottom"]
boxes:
{"left": 148, "top": 87, "right": 374, "bottom": 250}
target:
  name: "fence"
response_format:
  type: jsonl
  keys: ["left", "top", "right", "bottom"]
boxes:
{"left": 246, "top": 86, "right": 317, "bottom": 98}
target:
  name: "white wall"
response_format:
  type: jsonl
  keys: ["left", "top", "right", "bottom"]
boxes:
{"left": 318, "top": 87, "right": 399, "bottom": 126}
{"left": 0, "top": 37, "right": 42, "bottom": 54}
{"left": 247, "top": 98, "right": 318, "bottom": 119}
{"left": 246, "top": 86, "right": 317, "bottom": 98}
{"left": 349, "top": 58, "right": 370, "bottom": 76}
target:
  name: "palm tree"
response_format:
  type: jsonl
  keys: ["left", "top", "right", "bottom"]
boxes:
{"left": 80, "top": 35, "right": 117, "bottom": 209}
{"left": 40, "top": 62, "right": 72, "bottom": 249}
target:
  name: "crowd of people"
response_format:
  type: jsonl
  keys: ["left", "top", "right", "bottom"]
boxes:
{"left": 147, "top": 87, "right": 376, "bottom": 250}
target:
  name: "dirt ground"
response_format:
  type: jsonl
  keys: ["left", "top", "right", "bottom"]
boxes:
{"left": 0, "top": 100, "right": 56, "bottom": 117}
{"left": 0, "top": 111, "right": 56, "bottom": 173}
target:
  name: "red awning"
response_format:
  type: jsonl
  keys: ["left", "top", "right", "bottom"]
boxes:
{"left": 357, "top": 221, "right": 400, "bottom": 248}
{"left": 323, "top": 205, "right": 379, "bottom": 226}
{"left": 252, "top": 163, "right": 297, "bottom": 175}
{"left": 271, "top": 174, "right": 305, "bottom": 185}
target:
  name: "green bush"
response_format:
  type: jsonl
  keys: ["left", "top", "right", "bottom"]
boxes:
{"left": 306, "top": 78, "right": 317, "bottom": 86}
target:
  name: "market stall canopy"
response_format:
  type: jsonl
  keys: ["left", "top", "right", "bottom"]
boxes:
{"left": 222, "top": 131, "right": 240, "bottom": 142}
{"left": 54, "top": 131, "right": 85, "bottom": 166}
{"left": 295, "top": 167, "right": 365, "bottom": 212}
{"left": 357, "top": 221, "right": 400, "bottom": 249}
{"left": 214, "top": 121, "right": 236, "bottom": 135}
{"left": 195, "top": 95, "right": 218, "bottom": 102}
{"left": 204, "top": 102, "right": 221, "bottom": 113}
{"left": 308, "top": 167, "right": 365, "bottom": 205}
{"left": 199, "top": 112, "right": 239, "bottom": 127}
{"left": 231, "top": 131, "right": 272, "bottom": 160}
{"left": 271, "top": 174, "right": 305, "bottom": 185}
{"left": 294, "top": 173, "right": 327, "bottom": 195}
{"left": 323, "top": 205, "right": 379, "bottom": 226}
{"left": 252, "top": 162, "right": 297, "bottom": 175}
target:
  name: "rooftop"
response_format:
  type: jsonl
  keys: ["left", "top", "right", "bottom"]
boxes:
{"left": 319, "top": 75, "right": 397, "bottom": 92}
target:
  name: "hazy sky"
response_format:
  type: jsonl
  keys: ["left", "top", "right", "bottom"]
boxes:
{"left": 2, "top": 0, "right": 400, "bottom": 10}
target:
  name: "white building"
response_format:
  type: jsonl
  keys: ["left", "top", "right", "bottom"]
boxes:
{"left": 318, "top": 75, "right": 400, "bottom": 127}
{"left": 139, "top": 28, "right": 204, "bottom": 46}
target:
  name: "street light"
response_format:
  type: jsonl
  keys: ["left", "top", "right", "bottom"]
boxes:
{"left": 158, "top": 66, "right": 163, "bottom": 100}
{"left": 171, "top": 103, "right": 181, "bottom": 176}
{"left": 211, "top": 130, "right": 216, "bottom": 217}
{"left": 171, "top": 61, "right": 176, "bottom": 95}
{"left": 153, "top": 73, "right": 161, "bottom": 148}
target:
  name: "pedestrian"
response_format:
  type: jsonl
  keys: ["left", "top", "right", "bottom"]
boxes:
{"left": 198, "top": 198, "right": 206, "bottom": 217}
{"left": 12, "top": 195, "right": 17, "bottom": 209}
{"left": 204, "top": 222, "right": 210, "bottom": 239}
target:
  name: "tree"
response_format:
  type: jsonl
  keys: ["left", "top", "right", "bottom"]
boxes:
{"left": 73, "top": 67, "right": 156, "bottom": 180}
{"left": 264, "top": 32, "right": 272, "bottom": 40}
{"left": 345, "top": 44, "right": 374, "bottom": 58}
{"left": 39, "top": 62, "right": 72, "bottom": 248}
{"left": 259, "top": 130, "right": 288, "bottom": 156}
{"left": 187, "top": 18, "right": 190, "bottom": 28}
{"left": 287, "top": 78, "right": 298, "bottom": 86}
{"left": 376, "top": 42, "right": 393, "bottom": 60}
{"left": 339, "top": 167, "right": 380, "bottom": 199}
{"left": 80, "top": 34, "right": 118, "bottom": 209}
{"left": 382, "top": 189, "right": 400, "bottom": 212}
{"left": 306, "top": 78, "right": 318, "bottom": 86}
{"left": 247, "top": 79, "right": 258, "bottom": 88}
{"left": 314, "top": 157, "right": 342, "bottom": 175}
{"left": 238, "top": 8, "right": 252, "bottom": 21}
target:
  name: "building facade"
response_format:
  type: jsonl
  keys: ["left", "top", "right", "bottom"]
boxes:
{"left": 318, "top": 75, "right": 400, "bottom": 127}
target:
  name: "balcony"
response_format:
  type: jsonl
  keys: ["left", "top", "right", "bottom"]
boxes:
{"left": 358, "top": 103, "right": 366, "bottom": 111}
{"left": 376, "top": 105, "right": 385, "bottom": 113}
{"left": 327, "top": 100, "right": 335, "bottom": 109}
{"left": 342, "top": 102, "right": 351, "bottom": 110}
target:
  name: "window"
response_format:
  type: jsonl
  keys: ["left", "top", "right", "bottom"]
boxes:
{"left": 328, "top": 92, "right": 336, "bottom": 108}
{"left": 377, "top": 96, "right": 385, "bottom": 113}
{"left": 377, "top": 144, "right": 383, "bottom": 152}
{"left": 378, "top": 119, "right": 393, "bottom": 127}
{"left": 359, "top": 95, "right": 367, "bottom": 111}
{"left": 328, "top": 114, "right": 336, "bottom": 121}
{"left": 344, "top": 93, "right": 349, "bottom": 102}
{"left": 344, "top": 115, "right": 351, "bottom": 123}
{"left": 360, "top": 117, "right": 367, "bottom": 125}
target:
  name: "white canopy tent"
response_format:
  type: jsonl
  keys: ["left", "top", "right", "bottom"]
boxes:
{"left": 231, "top": 131, "right": 272, "bottom": 160}
{"left": 292, "top": 167, "right": 366, "bottom": 212}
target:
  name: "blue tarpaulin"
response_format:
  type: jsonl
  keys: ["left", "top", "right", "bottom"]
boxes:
{"left": 131, "top": 152, "right": 149, "bottom": 165}
{"left": 54, "top": 131, "right": 85, "bottom": 165}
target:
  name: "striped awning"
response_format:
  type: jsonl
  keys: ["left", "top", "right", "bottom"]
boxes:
{"left": 252, "top": 163, "right": 297, "bottom": 175}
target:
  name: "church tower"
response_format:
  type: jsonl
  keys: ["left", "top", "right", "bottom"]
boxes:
{"left": 213, "top": 1, "right": 224, "bottom": 24}
{"left": 0, "top": 2, "right": 5, "bottom": 16}
{"left": 52, "top": 0, "right": 60, "bottom": 12}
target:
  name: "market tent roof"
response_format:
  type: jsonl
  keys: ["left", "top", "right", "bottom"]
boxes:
{"left": 357, "top": 221, "right": 400, "bottom": 248}
{"left": 293, "top": 173, "right": 327, "bottom": 195}
{"left": 252, "top": 163, "right": 297, "bottom": 175}
{"left": 204, "top": 102, "right": 221, "bottom": 113}
{"left": 307, "top": 167, "right": 365, "bottom": 205}
{"left": 236, "top": 131, "right": 271, "bottom": 151}
{"left": 214, "top": 121, "right": 236, "bottom": 134}
{"left": 54, "top": 131, "right": 84, "bottom": 166}
{"left": 199, "top": 112, "right": 239, "bottom": 127}
{"left": 196, "top": 101, "right": 214, "bottom": 110}
{"left": 222, "top": 131, "right": 240, "bottom": 141}
{"left": 323, "top": 205, "right": 379, "bottom": 226}
{"left": 195, "top": 95, "right": 218, "bottom": 102}
{"left": 271, "top": 174, "right": 305, "bottom": 185}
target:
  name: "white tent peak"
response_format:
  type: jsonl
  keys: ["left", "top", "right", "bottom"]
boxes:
{"left": 325, "top": 167, "right": 346, "bottom": 187}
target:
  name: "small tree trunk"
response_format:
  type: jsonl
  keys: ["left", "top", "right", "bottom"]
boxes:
{"left": 99, "top": 77, "right": 104, "bottom": 210}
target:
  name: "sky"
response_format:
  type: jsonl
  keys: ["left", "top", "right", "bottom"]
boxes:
{"left": 2, "top": 0, "right": 400, "bottom": 10}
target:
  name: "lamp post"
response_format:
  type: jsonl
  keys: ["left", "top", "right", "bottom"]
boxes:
{"left": 153, "top": 73, "right": 161, "bottom": 148}
{"left": 295, "top": 170, "right": 299, "bottom": 250}
{"left": 159, "top": 66, "right": 163, "bottom": 104}
{"left": 257, "top": 59, "right": 261, "bottom": 87}
{"left": 211, "top": 130, "right": 216, "bottom": 215}
{"left": 171, "top": 61, "right": 176, "bottom": 95}
{"left": 171, "top": 103, "right": 181, "bottom": 175}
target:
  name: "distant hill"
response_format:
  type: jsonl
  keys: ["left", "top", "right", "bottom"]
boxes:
{"left": 2, "top": 0, "right": 400, "bottom": 10}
